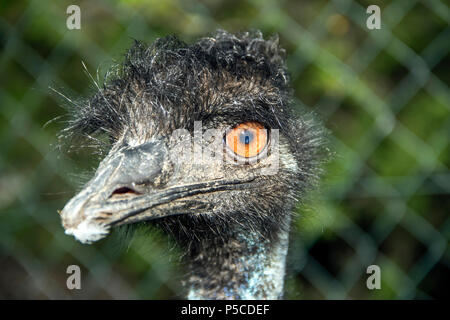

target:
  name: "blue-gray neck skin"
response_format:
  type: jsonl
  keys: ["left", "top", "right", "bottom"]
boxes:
{"left": 185, "top": 226, "right": 290, "bottom": 300}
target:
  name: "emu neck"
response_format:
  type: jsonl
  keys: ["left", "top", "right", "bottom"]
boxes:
{"left": 185, "top": 227, "right": 290, "bottom": 300}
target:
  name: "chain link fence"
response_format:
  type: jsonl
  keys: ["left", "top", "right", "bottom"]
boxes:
{"left": 0, "top": 0, "right": 448, "bottom": 299}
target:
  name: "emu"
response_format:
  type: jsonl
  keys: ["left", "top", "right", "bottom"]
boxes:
{"left": 59, "top": 30, "right": 324, "bottom": 299}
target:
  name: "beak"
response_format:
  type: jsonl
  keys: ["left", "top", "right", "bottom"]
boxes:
{"left": 60, "top": 139, "right": 257, "bottom": 244}
{"left": 60, "top": 140, "right": 170, "bottom": 244}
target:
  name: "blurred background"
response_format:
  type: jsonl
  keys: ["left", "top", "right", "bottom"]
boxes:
{"left": 0, "top": 0, "right": 449, "bottom": 299}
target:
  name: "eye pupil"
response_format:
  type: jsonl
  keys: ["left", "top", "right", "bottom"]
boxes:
{"left": 240, "top": 130, "right": 254, "bottom": 145}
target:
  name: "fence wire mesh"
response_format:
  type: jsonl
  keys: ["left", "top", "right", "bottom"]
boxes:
{"left": 0, "top": 0, "right": 448, "bottom": 299}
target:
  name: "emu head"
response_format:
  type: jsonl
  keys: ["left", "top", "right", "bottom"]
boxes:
{"left": 60, "top": 30, "right": 322, "bottom": 246}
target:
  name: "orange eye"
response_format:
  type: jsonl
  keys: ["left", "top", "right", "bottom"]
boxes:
{"left": 225, "top": 122, "right": 268, "bottom": 158}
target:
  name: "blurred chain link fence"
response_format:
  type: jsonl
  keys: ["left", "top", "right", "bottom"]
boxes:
{"left": 0, "top": 0, "right": 448, "bottom": 299}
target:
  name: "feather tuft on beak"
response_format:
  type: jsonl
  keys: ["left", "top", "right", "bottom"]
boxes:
{"left": 64, "top": 220, "right": 110, "bottom": 244}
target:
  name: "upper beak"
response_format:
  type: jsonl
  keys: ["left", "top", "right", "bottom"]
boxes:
{"left": 60, "top": 140, "right": 168, "bottom": 244}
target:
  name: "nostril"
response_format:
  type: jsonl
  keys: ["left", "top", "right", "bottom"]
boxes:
{"left": 111, "top": 186, "right": 138, "bottom": 197}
